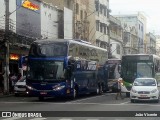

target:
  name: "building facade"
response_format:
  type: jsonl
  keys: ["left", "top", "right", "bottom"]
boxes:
{"left": 74, "top": 0, "right": 89, "bottom": 40}
{"left": 40, "top": 2, "right": 59, "bottom": 39}
{"left": 109, "top": 15, "right": 123, "bottom": 59}
{"left": 156, "top": 35, "right": 160, "bottom": 56}
{"left": 85, "top": 0, "right": 110, "bottom": 50}
{"left": 146, "top": 33, "right": 156, "bottom": 54}
{"left": 0, "top": 0, "right": 61, "bottom": 74}
{"left": 123, "top": 26, "right": 138, "bottom": 55}
{"left": 116, "top": 13, "right": 147, "bottom": 54}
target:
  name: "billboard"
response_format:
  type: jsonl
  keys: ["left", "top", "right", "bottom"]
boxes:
{"left": 16, "top": 0, "right": 41, "bottom": 38}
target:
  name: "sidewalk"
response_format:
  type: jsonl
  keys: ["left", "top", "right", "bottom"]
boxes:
{"left": 0, "top": 92, "right": 14, "bottom": 98}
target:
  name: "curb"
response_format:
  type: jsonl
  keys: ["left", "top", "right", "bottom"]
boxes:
{"left": 0, "top": 94, "right": 14, "bottom": 98}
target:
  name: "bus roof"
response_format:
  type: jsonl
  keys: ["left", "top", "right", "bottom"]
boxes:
{"left": 33, "top": 39, "right": 108, "bottom": 52}
{"left": 123, "top": 54, "right": 157, "bottom": 57}
{"left": 122, "top": 54, "right": 160, "bottom": 61}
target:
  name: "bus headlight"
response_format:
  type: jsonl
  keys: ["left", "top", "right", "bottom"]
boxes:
{"left": 53, "top": 85, "right": 65, "bottom": 91}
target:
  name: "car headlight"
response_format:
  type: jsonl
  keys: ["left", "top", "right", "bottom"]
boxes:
{"left": 53, "top": 85, "right": 65, "bottom": 91}
{"left": 151, "top": 89, "right": 157, "bottom": 93}
{"left": 26, "top": 85, "right": 36, "bottom": 90}
{"left": 131, "top": 89, "right": 137, "bottom": 93}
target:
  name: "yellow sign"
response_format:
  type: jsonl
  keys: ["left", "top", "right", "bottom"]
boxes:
{"left": 22, "top": 0, "right": 39, "bottom": 11}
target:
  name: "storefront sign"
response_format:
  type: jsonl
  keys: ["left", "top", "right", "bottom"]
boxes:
{"left": 22, "top": 0, "right": 40, "bottom": 11}
{"left": 10, "top": 54, "right": 19, "bottom": 60}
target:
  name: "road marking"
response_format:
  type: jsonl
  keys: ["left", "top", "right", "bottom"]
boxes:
{"left": 1, "top": 118, "right": 47, "bottom": 120}
{"left": 120, "top": 101, "right": 130, "bottom": 104}
{"left": 1, "top": 117, "right": 21, "bottom": 120}
{"left": 115, "top": 119, "right": 127, "bottom": 120}
{"left": 29, "top": 118, "right": 47, "bottom": 120}
{"left": 86, "top": 119, "right": 99, "bottom": 120}
{"left": 59, "top": 118, "right": 72, "bottom": 120}
{"left": 1, "top": 101, "right": 160, "bottom": 107}
{"left": 67, "top": 94, "right": 107, "bottom": 103}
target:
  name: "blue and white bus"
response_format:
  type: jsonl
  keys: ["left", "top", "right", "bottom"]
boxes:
{"left": 26, "top": 39, "right": 108, "bottom": 100}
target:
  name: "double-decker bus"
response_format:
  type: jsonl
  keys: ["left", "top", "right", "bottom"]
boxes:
{"left": 121, "top": 54, "right": 160, "bottom": 97}
{"left": 106, "top": 59, "right": 121, "bottom": 92}
{"left": 26, "top": 39, "right": 108, "bottom": 100}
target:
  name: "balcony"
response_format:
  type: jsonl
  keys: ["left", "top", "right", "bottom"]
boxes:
{"left": 109, "top": 15, "right": 121, "bottom": 26}
{"left": 110, "top": 31, "right": 122, "bottom": 42}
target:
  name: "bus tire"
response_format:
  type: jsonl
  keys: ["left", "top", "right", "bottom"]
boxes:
{"left": 126, "top": 92, "right": 130, "bottom": 97}
{"left": 38, "top": 96, "right": 44, "bottom": 101}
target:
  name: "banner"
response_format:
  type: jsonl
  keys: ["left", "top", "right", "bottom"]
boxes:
{"left": 1, "top": 111, "right": 160, "bottom": 117}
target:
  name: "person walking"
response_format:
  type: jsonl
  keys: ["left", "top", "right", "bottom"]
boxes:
{"left": 115, "top": 78, "right": 124, "bottom": 100}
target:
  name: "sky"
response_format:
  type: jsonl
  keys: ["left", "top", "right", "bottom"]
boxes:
{"left": 109, "top": 0, "right": 160, "bottom": 35}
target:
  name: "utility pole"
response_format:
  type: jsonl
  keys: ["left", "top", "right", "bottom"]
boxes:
{"left": 4, "top": 0, "right": 10, "bottom": 94}
{"left": 107, "top": 25, "right": 111, "bottom": 58}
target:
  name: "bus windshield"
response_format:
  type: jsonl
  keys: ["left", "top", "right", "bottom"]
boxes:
{"left": 27, "top": 61, "right": 66, "bottom": 81}
{"left": 123, "top": 61, "right": 153, "bottom": 79}
{"left": 29, "top": 42, "right": 67, "bottom": 57}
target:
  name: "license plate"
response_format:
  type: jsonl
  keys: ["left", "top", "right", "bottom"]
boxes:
{"left": 40, "top": 92, "right": 47, "bottom": 95}
{"left": 140, "top": 95, "right": 147, "bottom": 97}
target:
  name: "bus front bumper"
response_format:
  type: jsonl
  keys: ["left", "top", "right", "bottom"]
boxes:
{"left": 26, "top": 89, "right": 72, "bottom": 97}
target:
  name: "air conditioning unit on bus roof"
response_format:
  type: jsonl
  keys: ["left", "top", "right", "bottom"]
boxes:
{"left": 75, "top": 39, "right": 92, "bottom": 45}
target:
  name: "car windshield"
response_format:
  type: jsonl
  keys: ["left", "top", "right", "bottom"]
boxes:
{"left": 133, "top": 79, "right": 156, "bottom": 86}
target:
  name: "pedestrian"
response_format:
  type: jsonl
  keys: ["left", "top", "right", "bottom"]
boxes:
{"left": 0, "top": 72, "right": 4, "bottom": 94}
{"left": 17, "top": 73, "right": 22, "bottom": 81}
{"left": 10, "top": 73, "right": 17, "bottom": 93}
{"left": 115, "top": 78, "right": 124, "bottom": 100}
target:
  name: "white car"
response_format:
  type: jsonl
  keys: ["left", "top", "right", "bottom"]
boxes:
{"left": 130, "top": 78, "right": 159, "bottom": 103}
{"left": 14, "top": 76, "right": 26, "bottom": 96}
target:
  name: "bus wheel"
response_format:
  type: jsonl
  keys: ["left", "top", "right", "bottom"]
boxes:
{"left": 38, "top": 96, "right": 44, "bottom": 101}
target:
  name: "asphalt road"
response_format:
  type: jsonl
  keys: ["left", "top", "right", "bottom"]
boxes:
{"left": 0, "top": 93, "right": 160, "bottom": 120}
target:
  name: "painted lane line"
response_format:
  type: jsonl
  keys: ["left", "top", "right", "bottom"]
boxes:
{"left": 67, "top": 94, "right": 107, "bottom": 103}
{"left": 59, "top": 119, "right": 72, "bottom": 120}
{"left": 120, "top": 101, "right": 130, "bottom": 104}
{"left": 86, "top": 118, "right": 99, "bottom": 120}
{"left": 1, "top": 101, "right": 160, "bottom": 107}
{"left": 1, "top": 117, "right": 21, "bottom": 120}
{"left": 29, "top": 118, "right": 47, "bottom": 120}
